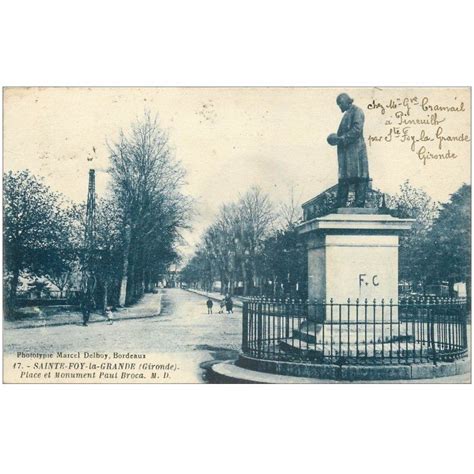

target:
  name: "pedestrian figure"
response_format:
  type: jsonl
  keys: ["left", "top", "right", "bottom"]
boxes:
{"left": 218, "top": 299, "right": 225, "bottom": 314}
{"left": 225, "top": 296, "right": 234, "bottom": 314}
{"left": 206, "top": 297, "right": 213, "bottom": 314}
{"left": 105, "top": 306, "right": 114, "bottom": 325}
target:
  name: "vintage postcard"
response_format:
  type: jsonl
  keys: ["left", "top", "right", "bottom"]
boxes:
{"left": 2, "top": 87, "right": 471, "bottom": 383}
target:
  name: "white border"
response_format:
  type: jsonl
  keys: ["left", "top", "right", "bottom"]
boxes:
{"left": 1, "top": 2, "right": 473, "bottom": 474}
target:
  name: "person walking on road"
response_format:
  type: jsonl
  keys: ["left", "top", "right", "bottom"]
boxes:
{"left": 206, "top": 297, "right": 213, "bottom": 314}
{"left": 225, "top": 296, "right": 234, "bottom": 315}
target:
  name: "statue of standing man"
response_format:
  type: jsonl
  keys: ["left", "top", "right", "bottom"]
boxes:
{"left": 327, "top": 93, "right": 369, "bottom": 208}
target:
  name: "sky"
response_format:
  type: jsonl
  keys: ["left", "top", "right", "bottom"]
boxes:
{"left": 4, "top": 87, "right": 471, "bottom": 258}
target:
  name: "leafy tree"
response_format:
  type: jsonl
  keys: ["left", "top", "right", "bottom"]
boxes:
{"left": 425, "top": 184, "right": 471, "bottom": 296}
{"left": 42, "top": 248, "right": 75, "bottom": 297}
{"left": 388, "top": 180, "right": 439, "bottom": 286}
{"left": 40, "top": 203, "right": 84, "bottom": 297}
{"left": 180, "top": 248, "right": 214, "bottom": 292}
{"left": 261, "top": 227, "right": 307, "bottom": 298}
{"left": 3, "top": 170, "right": 72, "bottom": 312}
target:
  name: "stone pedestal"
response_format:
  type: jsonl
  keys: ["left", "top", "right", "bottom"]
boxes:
{"left": 298, "top": 209, "right": 413, "bottom": 321}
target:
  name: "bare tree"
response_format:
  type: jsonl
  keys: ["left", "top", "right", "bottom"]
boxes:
{"left": 108, "top": 112, "right": 191, "bottom": 305}
{"left": 181, "top": 186, "right": 276, "bottom": 297}
{"left": 236, "top": 187, "right": 275, "bottom": 295}
{"left": 278, "top": 185, "right": 303, "bottom": 230}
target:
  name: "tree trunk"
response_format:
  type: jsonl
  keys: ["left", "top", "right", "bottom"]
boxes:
{"left": 103, "top": 281, "right": 108, "bottom": 312}
{"left": 251, "top": 257, "right": 258, "bottom": 295}
{"left": 8, "top": 265, "right": 20, "bottom": 317}
{"left": 126, "top": 230, "right": 138, "bottom": 305}
{"left": 241, "top": 261, "right": 248, "bottom": 296}
{"left": 126, "top": 256, "right": 135, "bottom": 305}
{"left": 144, "top": 270, "right": 151, "bottom": 293}
{"left": 119, "top": 223, "right": 131, "bottom": 306}
{"left": 141, "top": 268, "right": 146, "bottom": 295}
{"left": 219, "top": 271, "right": 225, "bottom": 295}
{"left": 10, "top": 268, "right": 19, "bottom": 301}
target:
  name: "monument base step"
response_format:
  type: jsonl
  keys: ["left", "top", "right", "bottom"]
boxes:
{"left": 293, "top": 324, "right": 412, "bottom": 346}
{"left": 279, "top": 337, "right": 429, "bottom": 361}
{"left": 233, "top": 355, "right": 471, "bottom": 382}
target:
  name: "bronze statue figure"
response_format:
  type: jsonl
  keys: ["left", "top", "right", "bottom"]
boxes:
{"left": 327, "top": 93, "right": 369, "bottom": 208}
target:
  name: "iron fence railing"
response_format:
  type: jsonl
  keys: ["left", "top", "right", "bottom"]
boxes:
{"left": 242, "top": 297, "right": 469, "bottom": 365}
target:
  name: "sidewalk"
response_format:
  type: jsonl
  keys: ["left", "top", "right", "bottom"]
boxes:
{"left": 184, "top": 288, "right": 244, "bottom": 308}
{"left": 4, "top": 292, "right": 163, "bottom": 330}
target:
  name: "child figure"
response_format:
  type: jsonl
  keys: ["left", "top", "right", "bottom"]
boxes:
{"left": 105, "top": 306, "right": 114, "bottom": 325}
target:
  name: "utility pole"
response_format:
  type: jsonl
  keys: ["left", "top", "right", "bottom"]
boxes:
{"left": 85, "top": 169, "right": 96, "bottom": 262}
{"left": 80, "top": 168, "right": 97, "bottom": 324}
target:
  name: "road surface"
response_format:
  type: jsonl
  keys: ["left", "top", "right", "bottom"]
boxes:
{"left": 3, "top": 288, "right": 242, "bottom": 383}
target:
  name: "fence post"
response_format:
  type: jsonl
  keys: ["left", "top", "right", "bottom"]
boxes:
{"left": 285, "top": 299, "right": 290, "bottom": 339}
{"left": 242, "top": 301, "right": 249, "bottom": 353}
{"left": 257, "top": 300, "right": 263, "bottom": 358}
{"left": 428, "top": 303, "right": 437, "bottom": 365}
